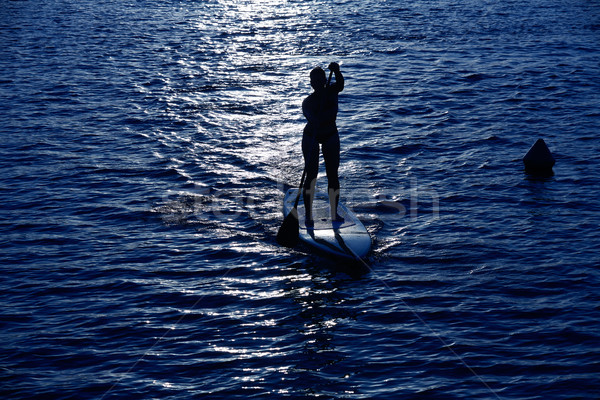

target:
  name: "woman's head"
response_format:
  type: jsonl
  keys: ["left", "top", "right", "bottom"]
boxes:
{"left": 310, "top": 67, "right": 327, "bottom": 90}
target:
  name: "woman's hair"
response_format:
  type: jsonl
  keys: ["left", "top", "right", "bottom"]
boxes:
{"left": 310, "top": 67, "right": 326, "bottom": 89}
{"left": 310, "top": 66, "right": 326, "bottom": 80}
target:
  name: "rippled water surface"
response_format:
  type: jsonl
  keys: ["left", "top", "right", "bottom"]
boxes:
{"left": 1, "top": 0, "right": 600, "bottom": 399}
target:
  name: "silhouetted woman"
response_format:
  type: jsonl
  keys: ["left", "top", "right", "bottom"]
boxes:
{"left": 302, "top": 62, "right": 344, "bottom": 227}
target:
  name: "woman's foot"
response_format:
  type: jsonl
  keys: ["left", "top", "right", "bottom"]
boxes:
{"left": 333, "top": 213, "right": 345, "bottom": 224}
{"left": 305, "top": 216, "right": 314, "bottom": 228}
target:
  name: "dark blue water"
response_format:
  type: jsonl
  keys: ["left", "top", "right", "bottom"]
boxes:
{"left": 1, "top": 0, "right": 600, "bottom": 399}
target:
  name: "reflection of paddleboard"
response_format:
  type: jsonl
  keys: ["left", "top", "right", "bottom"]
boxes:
{"left": 283, "top": 189, "right": 371, "bottom": 260}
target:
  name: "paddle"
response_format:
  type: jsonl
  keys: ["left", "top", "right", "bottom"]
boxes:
{"left": 276, "top": 68, "right": 333, "bottom": 248}
{"left": 276, "top": 168, "right": 307, "bottom": 247}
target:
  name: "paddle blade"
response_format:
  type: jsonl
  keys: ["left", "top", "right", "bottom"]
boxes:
{"left": 276, "top": 208, "right": 299, "bottom": 248}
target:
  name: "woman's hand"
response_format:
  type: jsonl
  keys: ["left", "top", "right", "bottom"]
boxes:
{"left": 328, "top": 62, "right": 340, "bottom": 72}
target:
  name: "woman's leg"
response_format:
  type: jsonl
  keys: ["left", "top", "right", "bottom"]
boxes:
{"left": 322, "top": 133, "right": 342, "bottom": 221}
{"left": 302, "top": 135, "right": 319, "bottom": 225}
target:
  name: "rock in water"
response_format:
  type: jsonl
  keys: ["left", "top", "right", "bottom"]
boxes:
{"left": 523, "top": 138, "right": 555, "bottom": 174}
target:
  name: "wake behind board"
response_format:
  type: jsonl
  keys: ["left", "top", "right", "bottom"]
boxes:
{"left": 283, "top": 189, "right": 371, "bottom": 260}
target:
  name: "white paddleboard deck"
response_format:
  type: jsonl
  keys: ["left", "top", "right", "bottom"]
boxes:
{"left": 283, "top": 189, "right": 371, "bottom": 260}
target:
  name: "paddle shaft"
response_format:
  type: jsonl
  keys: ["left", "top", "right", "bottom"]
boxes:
{"left": 292, "top": 168, "right": 307, "bottom": 209}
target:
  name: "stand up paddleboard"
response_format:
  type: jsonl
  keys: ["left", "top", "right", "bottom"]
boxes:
{"left": 283, "top": 188, "right": 371, "bottom": 260}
